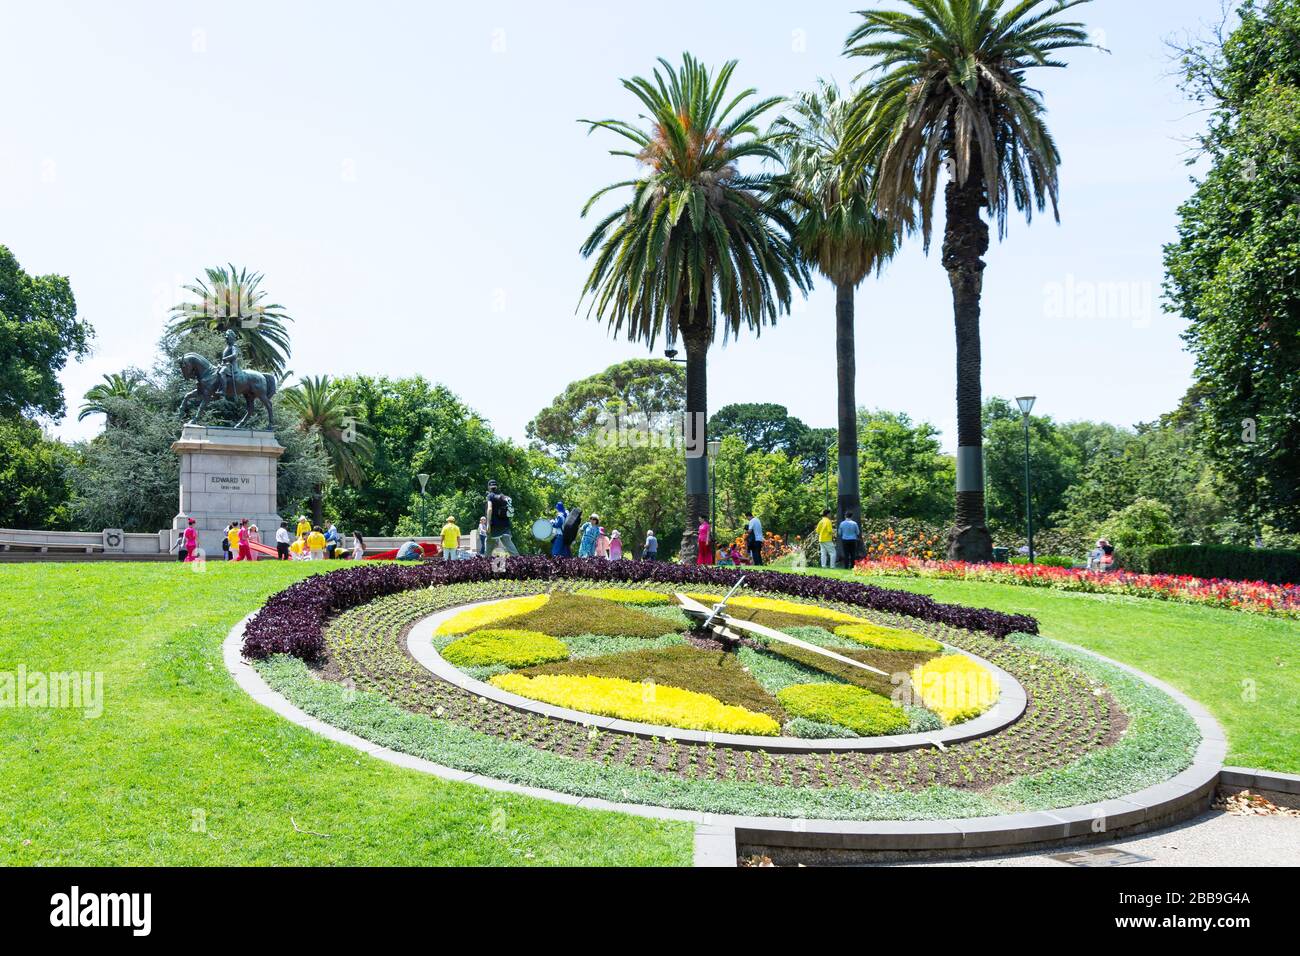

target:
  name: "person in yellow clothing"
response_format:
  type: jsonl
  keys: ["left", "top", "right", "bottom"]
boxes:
{"left": 816, "top": 510, "right": 836, "bottom": 568}
{"left": 440, "top": 516, "right": 461, "bottom": 561}
{"left": 289, "top": 535, "right": 305, "bottom": 559}
{"left": 306, "top": 526, "right": 327, "bottom": 560}
{"left": 227, "top": 523, "right": 241, "bottom": 562}
{"left": 296, "top": 515, "right": 311, "bottom": 540}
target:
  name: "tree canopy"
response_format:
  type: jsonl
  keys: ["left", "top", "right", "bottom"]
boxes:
{"left": 0, "top": 245, "right": 92, "bottom": 421}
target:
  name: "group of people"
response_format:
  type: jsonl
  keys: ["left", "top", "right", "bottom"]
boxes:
{"left": 694, "top": 511, "right": 767, "bottom": 566}
{"left": 815, "top": 509, "right": 862, "bottom": 569}
{"left": 278, "top": 516, "right": 359, "bottom": 561}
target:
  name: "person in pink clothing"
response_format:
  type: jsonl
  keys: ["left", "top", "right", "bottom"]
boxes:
{"left": 696, "top": 519, "right": 714, "bottom": 566}
{"left": 236, "top": 519, "right": 253, "bottom": 561}
{"left": 181, "top": 517, "right": 198, "bottom": 562}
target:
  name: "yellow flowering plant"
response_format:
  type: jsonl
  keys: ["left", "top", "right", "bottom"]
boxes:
{"left": 910, "top": 655, "right": 1000, "bottom": 725}
{"left": 441, "top": 629, "right": 569, "bottom": 669}
{"left": 833, "top": 623, "right": 943, "bottom": 654}
{"left": 435, "top": 594, "right": 550, "bottom": 635}
{"left": 490, "top": 672, "right": 780, "bottom": 736}
{"left": 682, "top": 593, "right": 870, "bottom": 626}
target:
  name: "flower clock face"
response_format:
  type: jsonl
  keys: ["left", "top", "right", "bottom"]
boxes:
{"left": 242, "top": 560, "right": 1201, "bottom": 823}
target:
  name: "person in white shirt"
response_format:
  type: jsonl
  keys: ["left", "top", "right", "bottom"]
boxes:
{"left": 745, "top": 512, "right": 764, "bottom": 566}
{"left": 274, "top": 521, "right": 292, "bottom": 561}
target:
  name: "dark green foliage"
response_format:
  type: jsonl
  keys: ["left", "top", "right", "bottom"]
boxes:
{"left": 0, "top": 416, "right": 77, "bottom": 530}
{"left": 1164, "top": 0, "right": 1300, "bottom": 534}
{"left": 0, "top": 245, "right": 91, "bottom": 421}
{"left": 1147, "top": 545, "right": 1300, "bottom": 586}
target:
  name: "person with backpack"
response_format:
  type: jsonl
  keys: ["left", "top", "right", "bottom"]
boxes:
{"left": 745, "top": 512, "right": 764, "bottom": 566}
{"left": 484, "top": 479, "right": 518, "bottom": 556}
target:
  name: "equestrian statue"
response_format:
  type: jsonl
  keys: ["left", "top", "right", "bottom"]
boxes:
{"left": 179, "top": 330, "right": 277, "bottom": 428}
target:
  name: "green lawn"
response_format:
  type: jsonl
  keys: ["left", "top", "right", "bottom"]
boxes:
{"left": 0, "top": 562, "right": 692, "bottom": 866}
{"left": 803, "top": 569, "right": 1300, "bottom": 774}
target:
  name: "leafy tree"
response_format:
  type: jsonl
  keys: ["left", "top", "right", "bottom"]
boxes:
{"left": 563, "top": 439, "right": 686, "bottom": 559}
{"left": 708, "top": 402, "right": 833, "bottom": 480}
{"left": 78, "top": 372, "right": 146, "bottom": 427}
{"left": 579, "top": 53, "right": 808, "bottom": 561}
{"left": 773, "top": 80, "right": 903, "bottom": 527}
{"left": 0, "top": 244, "right": 92, "bottom": 421}
{"left": 324, "top": 376, "right": 547, "bottom": 538}
{"left": 1165, "top": 0, "right": 1300, "bottom": 534}
{"left": 167, "top": 265, "right": 293, "bottom": 376}
{"left": 857, "top": 409, "right": 954, "bottom": 524}
{"left": 281, "top": 376, "right": 375, "bottom": 527}
{"left": 1099, "top": 498, "right": 1178, "bottom": 567}
{"left": 527, "top": 359, "right": 684, "bottom": 459}
{"left": 982, "top": 398, "right": 1082, "bottom": 541}
{"left": 845, "top": 0, "right": 1096, "bottom": 560}
{"left": 0, "top": 416, "right": 77, "bottom": 530}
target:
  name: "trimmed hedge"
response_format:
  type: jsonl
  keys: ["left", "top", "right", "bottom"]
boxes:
{"left": 442, "top": 629, "right": 568, "bottom": 669}
{"left": 1147, "top": 545, "right": 1300, "bottom": 587}
{"left": 776, "top": 684, "right": 910, "bottom": 737}
{"left": 241, "top": 557, "right": 1039, "bottom": 663}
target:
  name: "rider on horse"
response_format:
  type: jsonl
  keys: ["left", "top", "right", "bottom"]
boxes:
{"left": 217, "top": 330, "right": 240, "bottom": 401}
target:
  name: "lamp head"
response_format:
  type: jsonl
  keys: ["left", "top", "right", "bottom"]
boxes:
{"left": 1016, "top": 396, "right": 1037, "bottom": 417}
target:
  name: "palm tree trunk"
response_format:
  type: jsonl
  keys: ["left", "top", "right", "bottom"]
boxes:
{"left": 942, "top": 164, "right": 994, "bottom": 563}
{"left": 678, "top": 327, "right": 710, "bottom": 564}
{"left": 311, "top": 484, "right": 324, "bottom": 529}
{"left": 835, "top": 280, "right": 861, "bottom": 543}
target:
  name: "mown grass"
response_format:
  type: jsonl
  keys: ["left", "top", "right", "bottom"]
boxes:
{"left": 799, "top": 568, "right": 1300, "bottom": 774}
{"left": 0, "top": 562, "right": 693, "bottom": 866}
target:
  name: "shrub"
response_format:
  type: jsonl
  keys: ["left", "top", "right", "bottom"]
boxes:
{"left": 501, "top": 593, "right": 681, "bottom": 638}
{"left": 441, "top": 629, "right": 568, "bottom": 669}
{"left": 833, "top": 623, "right": 943, "bottom": 654}
{"left": 910, "top": 655, "right": 999, "bottom": 726}
{"left": 573, "top": 587, "right": 672, "bottom": 606}
{"left": 1147, "top": 544, "right": 1300, "bottom": 587}
{"left": 241, "top": 556, "right": 1039, "bottom": 663}
{"left": 775, "top": 684, "right": 910, "bottom": 737}
{"left": 1009, "top": 555, "right": 1076, "bottom": 568}
{"left": 435, "top": 594, "right": 550, "bottom": 636}
{"left": 490, "top": 672, "right": 781, "bottom": 736}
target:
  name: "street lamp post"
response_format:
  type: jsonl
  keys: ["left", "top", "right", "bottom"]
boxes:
{"left": 824, "top": 438, "right": 838, "bottom": 513}
{"left": 1015, "top": 397, "right": 1036, "bottom": 564}
{"left": 707, "top": 440, "right": 722, "bottom": 537}
{"left": 417, "top": 473, "right": 430, "bottom": 537}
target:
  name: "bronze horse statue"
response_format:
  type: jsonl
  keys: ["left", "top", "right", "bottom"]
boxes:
{"left": 179, "top": 352, "right": 277, "bottom": 428}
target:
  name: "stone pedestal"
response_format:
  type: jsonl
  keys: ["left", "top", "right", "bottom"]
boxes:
{"left": 171, "top": 425, "right": 284, "bottom": 555}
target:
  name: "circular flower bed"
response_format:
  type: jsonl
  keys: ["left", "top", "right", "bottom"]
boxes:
{"left": 241, "top": 558, "right": 1202, "bottom": 822}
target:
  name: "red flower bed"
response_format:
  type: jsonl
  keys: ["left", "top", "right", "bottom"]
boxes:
{"left": 853, "top": 556, "right": 1300, "bottom": 618}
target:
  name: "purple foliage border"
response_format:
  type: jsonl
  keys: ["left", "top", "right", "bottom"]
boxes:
{"left": 242, "top": 557, "right": 1039, "bottom": 663}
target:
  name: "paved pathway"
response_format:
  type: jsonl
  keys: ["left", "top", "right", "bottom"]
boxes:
{"left": 892, "top": 811, "right": 1300, "bottom": 867}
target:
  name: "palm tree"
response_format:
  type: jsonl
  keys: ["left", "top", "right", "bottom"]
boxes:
{"left": 579, "top": 53, "right": 808, "bottom": 561}
{"left": 771, "top": 80, "right": 905, "bottom": 539}
{"left": 78, "top": 371, "right": 145, "bottom": 427}
{"left": 168, "top": 264, "right": 293, "bottom": 376}
{"left": 281, "top": 375, "right": 374, "bottom": 527}
{"left": 845, "top": 0, "right": 1094, "bottom": 561}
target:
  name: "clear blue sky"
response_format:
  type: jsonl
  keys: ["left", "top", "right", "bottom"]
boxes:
{"left": 1, "top": 0, "right": 1230, "bottom": 450}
